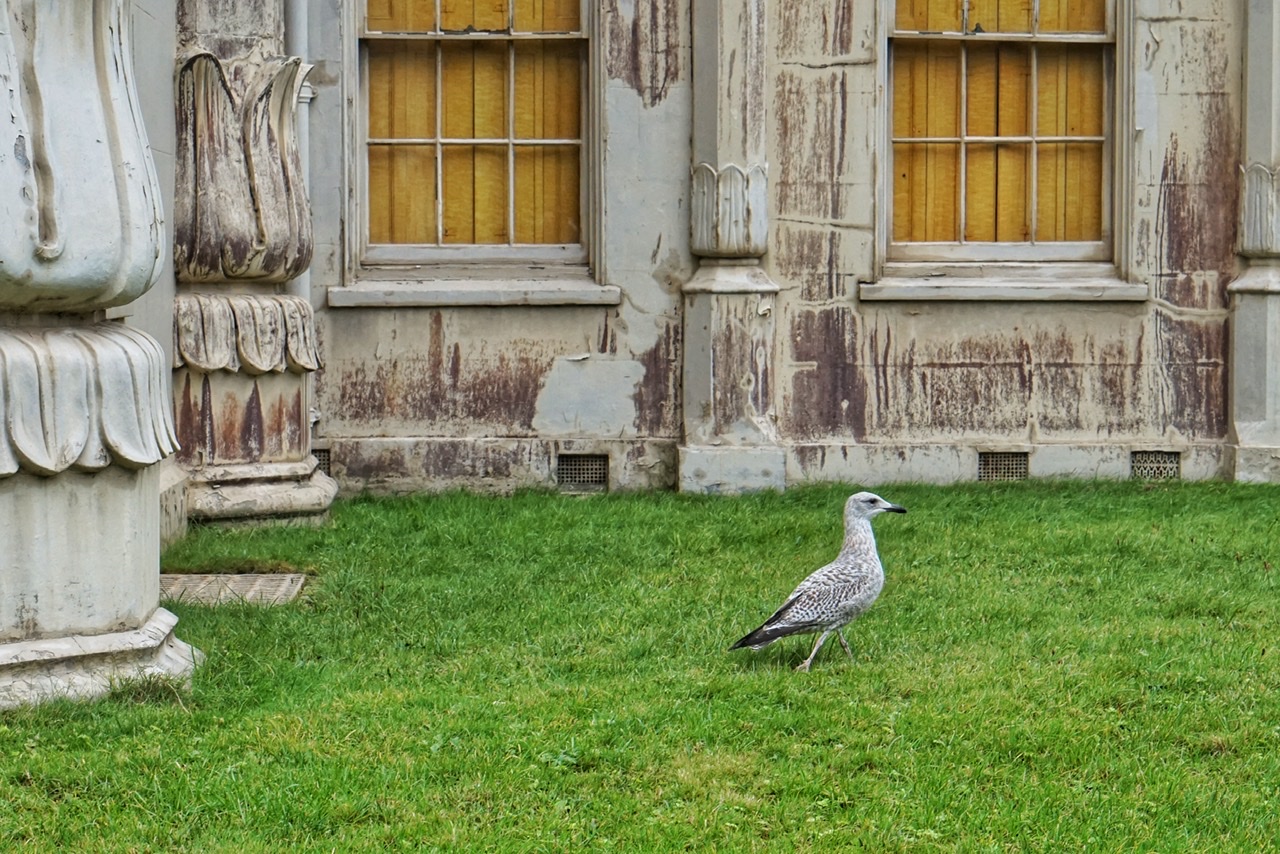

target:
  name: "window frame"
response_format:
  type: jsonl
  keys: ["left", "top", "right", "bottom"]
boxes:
{"left": 882, "top": 0, "right": 1124, "bottom": 270}
{"left": 349, "top": 1, "right": 598, "bottom": 276}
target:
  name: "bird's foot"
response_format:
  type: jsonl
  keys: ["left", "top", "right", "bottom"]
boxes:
{"left": 794, "top": 660, "right": 812, "bottom": 672}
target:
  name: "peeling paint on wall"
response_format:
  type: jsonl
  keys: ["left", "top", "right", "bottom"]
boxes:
{"left": 633, "top": 320, "right": 681, "bottom": 436}
{"left": 175, "top": 370, "right": 304, "bottom": 465}
{"left": 774, "top": 69, "right": 848, "bottom": 221}
{"left": 605, "top": 0, "right": 683, "bottom": 107}
{"left": 331, "top": 311, "right": 553, "bottom": 434}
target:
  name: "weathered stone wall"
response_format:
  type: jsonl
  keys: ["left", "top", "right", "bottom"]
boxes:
{"left": 767, "top": 0, "right": 1240, "bottom": 484}
{"left": 303, "top": 0, "right": 1244, "bottom": 491}
{"left": 309, "top": 2, "right": 694, "bottom": 492}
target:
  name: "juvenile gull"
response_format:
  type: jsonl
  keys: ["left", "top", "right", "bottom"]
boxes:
{"left": 730, "top": 491, "right": 906, "bottom": 671}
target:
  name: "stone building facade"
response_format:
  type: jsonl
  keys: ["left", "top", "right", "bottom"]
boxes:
{"left": 27, "top": 0, "right": 1280, "bottom": 520}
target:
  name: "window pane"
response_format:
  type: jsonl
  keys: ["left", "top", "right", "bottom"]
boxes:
{"left": 1037, "top": 44, "right": 1105, "bottom": 137}
{"left": 896, "top": 0, "right": 962, "bottom": 33}
{"left": 893, "top": 143, "right": 960, "bottom": 242}
{"left": 515, "top": 145, "right": 579, "bottom": 243}
{"left": 441, "top": 42, "right": 507, "bottom": 140}
{"left": 1037, "top": 142, "right": 1103, "bottom": 241}
{"left": 442, "top": 145, "right": 508, "bottom": 243}
{"left": 514, "top": 0, "right": 581, "bottom": 32}
{"left": 368, "top": 0, "right": 436, "bottom": 31}
{"left": 965, "top": 143, "right": 1031, "bottom": 241}
{"left": 966, "top": 43, "right": 1030, "bottom": 137}
{"left": 967, "top": 0, "right": 1032, "bottom": 34}
{"left": 368, "top": 41, "right": 436, "bottom": 139}
{"left": 1039, "top": 0, "right": 1106, "bottom": 34}
{"left": 893, "top": 42, "right": 961, "bottom": 138}
{"left": 441, "top": 0, "right": 510, "bottom": 31}
{"left": 514, "top": 41, "right": 581, "bottom": 139}
{"left": 369, "top": 145, "right": 436, "bottom": 243}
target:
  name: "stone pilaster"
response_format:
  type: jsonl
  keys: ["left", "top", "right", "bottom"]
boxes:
{"left": 680, "top": 0, "right": 784, "bottom": 493}
{"left": 0, "top": 1, "right": 199, "bottom": 707}
{"left": 1231, "top": 0, "right": 1280, "bottom": 481}
{"left": 173, "top": 0, "right": 335, "bottom": 522}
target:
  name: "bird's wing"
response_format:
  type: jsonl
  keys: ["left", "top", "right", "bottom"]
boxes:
{"left": 767, "top": 575, "right": 879, "bottom": 628}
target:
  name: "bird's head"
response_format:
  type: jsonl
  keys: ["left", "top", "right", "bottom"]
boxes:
{"left": 845, "top": 491, "right": 907, "bottom": 521}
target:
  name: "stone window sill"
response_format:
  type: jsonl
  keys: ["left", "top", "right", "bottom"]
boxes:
{"left": 859, "top": 263, "right": 1147, "bottom": 302}
{"left": 328, "top": 268, "right": 620, "bottom": 308}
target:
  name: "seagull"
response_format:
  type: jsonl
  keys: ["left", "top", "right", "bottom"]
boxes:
{"left": 730, "top": 491, "right": 907, "bottom": 671}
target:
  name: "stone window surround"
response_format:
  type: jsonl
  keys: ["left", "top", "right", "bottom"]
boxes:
{"left": 863, "top": 0, "right": 1143, "bottom": 303}
{"left": 331, "top": 1, "right": 614, "bottom": 310}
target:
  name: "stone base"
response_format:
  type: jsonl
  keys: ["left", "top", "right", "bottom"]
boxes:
{"left": 679, "top": 445, "right": 786, "bottom": 493}
{"left": 186, "top": 457, "right": 338, "bottom": 525}
{"left": 159, "top": 458, "right": 189, "bottom": 548}
{"left": 0, "top": 608, "right": 203, "bottom": 710}
{"left": 1234, "top": 446, "right": 1280, "bottom": 482}
{"left": 787, "top": 441, "right": 1230, "bottom": 485}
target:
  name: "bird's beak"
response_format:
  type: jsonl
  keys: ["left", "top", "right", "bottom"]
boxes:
{"left": 887, "top": 504, "right": 907, "bottom": 514}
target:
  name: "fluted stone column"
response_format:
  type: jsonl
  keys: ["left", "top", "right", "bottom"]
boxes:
{"left": 173, "top": 0, "right": 336, "bottom": 522}
{"left": 679, "top": 0, "right": 784, "bottom": 493}
{"left": 1232, "top": 0, "right": 1280, "bottom": 481}
{"left": 0, "top": 1, "right": 200, "bottom": 708}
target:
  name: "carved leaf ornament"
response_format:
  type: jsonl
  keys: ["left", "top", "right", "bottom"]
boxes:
{"left": 0, "top": 324, "right": 178, "bottom": 477}
{"left": 174, "top": 293, "right": 321, "bottom": 375}
{"left": 0, "top": 0, "right": 164, "bottom": 311}
{"left": 174, "top": 49, "right": 313, "bottom": 283}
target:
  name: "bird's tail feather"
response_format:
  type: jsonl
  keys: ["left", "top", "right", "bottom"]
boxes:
{"left": 729, "top": 622, "right": 811, "bottom": 651}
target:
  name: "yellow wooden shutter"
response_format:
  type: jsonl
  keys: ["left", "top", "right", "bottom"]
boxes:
{"left": 892, "top": 0, "right": 1107, "bottom": 248}
{"left": 365, "top": 1, "right": 582, "bottom": 247}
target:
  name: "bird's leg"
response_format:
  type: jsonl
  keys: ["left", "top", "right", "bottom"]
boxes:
{"left": 796, "top": 630, "right": 832, "bottom": 672}
{"left": 837, "top": 629, "right": 853, "bottom": 659}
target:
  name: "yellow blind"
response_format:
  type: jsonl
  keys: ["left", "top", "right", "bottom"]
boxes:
{"left": 892, "top": 0, "right": 1107, "bottom": 246}
{"left": 366, "top": 1, "right": 582, "bottom": 247}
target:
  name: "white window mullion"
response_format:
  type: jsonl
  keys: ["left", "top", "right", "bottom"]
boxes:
{"left": 508, "top": 39, "right": 516, "bottom": 246}
{"left": 435, "top": 39, "right": 444, "bottom": 246}
{"left": 958, "top": 42, "right": 968, "bottom": 245}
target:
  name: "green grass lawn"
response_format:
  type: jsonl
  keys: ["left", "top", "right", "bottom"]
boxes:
{"left": 4, "top": 481, "right": 1280, "bottom": 850}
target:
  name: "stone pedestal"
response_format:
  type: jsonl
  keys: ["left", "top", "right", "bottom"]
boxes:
{"left": 1232, "top": 2, "right": 1280, "bottom": 482}
{"left": 1230, "top": 265, "right": 1280, "bottom": 480}
{"left": 679, "top": 1, "right": 783, "bottom": 493}
{"left": 680, "top": 262, "right": 784, "bottom": 492}
{"left": 173, "top": 293, "right": 336, "bottom": 522}
{"left": 0, "top": 1, "right": 199, "bottom": 707}
{"left": 171, "top": 1, "right": 334, "bottom": 522}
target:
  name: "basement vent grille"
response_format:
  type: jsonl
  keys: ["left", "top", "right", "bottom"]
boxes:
{"left": 1131, "top": 450, "right": 1181, "bottom": 480}
{"left": 978, "top": 451, "right": 1029, "bottom": 482}
{"left": 313, "top": 448, "right": 331, "bottom": 477}
{"left": 556, "top": 454, "right": 609, "bottom": 493}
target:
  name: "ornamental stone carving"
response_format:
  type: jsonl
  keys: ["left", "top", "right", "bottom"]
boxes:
{"left": 174, "top": 49, "right": 313, "bottom": 283}
{"left": 0, "top": 0, "right": 163, "bottom": 311}
{"left": 0, "top": 323, "right": 177, "bottom": 477}
{"left": 173, "top": 293, "right": 321, "bottom": 375}
{"left": 690, "top": 163, "right": 769, "bottom": 258}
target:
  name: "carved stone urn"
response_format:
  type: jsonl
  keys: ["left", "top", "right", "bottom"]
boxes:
{"left": 0, "top": 0, "right": 201, "bottom": 707}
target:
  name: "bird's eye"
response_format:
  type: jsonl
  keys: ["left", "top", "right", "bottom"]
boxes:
{"left": 863, "top": 498, "right": 877, "bottom": 505}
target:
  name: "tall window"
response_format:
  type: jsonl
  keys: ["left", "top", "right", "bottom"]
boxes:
{"left": 362, "top": 1, "right": 586, "bottom": 262}
{"left": 891, "top": 0, "right": 1112, "bottom": 262}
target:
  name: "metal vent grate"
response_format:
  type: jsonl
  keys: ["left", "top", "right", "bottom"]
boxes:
{"left": 556, "top": 453, "right": 609, "bottom": 492}
{"left": 1131, "top": 450, "right": 1180, "bottom": 480}
{"left": 313, "top": 448, "right": 331, "bottom": 477}
{"left": 978, "top": 451, "right": 1029, "bottom": 481}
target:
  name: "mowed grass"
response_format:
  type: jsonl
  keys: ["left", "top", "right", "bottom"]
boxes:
{"left": 4, "top": 481, "right": 1280, "bottom": 850}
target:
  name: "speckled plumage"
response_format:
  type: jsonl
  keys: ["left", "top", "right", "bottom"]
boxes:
{"left": 730, "top": 491, "right": 907, "bottom": 671}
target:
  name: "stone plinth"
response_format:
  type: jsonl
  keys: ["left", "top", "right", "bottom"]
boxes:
{"left": 0, "top": 0, "right": 198, "bottom": 707}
